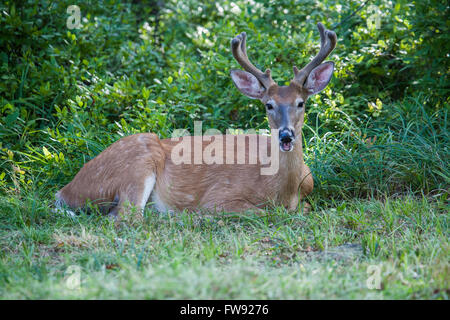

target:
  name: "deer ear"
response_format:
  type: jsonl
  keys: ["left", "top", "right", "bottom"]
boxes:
{"left": 304, "top": 61, "right": 334, "bottom": 95}
{"left": 230, "top": 69, "right": 265, "bottom": 99}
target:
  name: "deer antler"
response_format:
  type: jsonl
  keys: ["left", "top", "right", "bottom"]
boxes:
{"left": 292, "top": 23, "right": 337, "bottom": 87}
{"left": 231, "top": 32, "right": 276, "bottom": 90}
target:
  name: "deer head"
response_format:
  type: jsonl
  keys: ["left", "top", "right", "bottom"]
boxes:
{"left": 230, "top": 23, "right": 337, "bottom": 152}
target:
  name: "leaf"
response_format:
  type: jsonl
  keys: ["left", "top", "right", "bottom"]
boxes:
{"left": 5, "top": 110, "right": 19, "bottom": 127}
{"left": 142, "top": 87, "right": 150, "bottom": 100}
{"left": 43, "top": 146, "right": 52, "bottom": 159}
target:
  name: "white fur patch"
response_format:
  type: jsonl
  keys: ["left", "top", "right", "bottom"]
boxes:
{"left": 140, "top": 175, "right": 156, "bottom": 209}
{"left": 54, "top": 191, "right": 77, "bottom": 217}
{"left": 52, "top": 207, "right": 77, "bottom": 218}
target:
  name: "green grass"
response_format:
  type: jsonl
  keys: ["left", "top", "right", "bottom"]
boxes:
{"left": 0, "top": 193, "right": 447, "bottom": 299}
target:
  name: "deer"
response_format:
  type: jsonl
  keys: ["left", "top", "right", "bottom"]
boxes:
{"left": 55, "top": 23, "right": 337, "bottom": 222}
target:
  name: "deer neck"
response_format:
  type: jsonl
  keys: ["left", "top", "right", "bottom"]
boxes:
{"left": 276, "top": 134, "right": 304, "bottom": 201}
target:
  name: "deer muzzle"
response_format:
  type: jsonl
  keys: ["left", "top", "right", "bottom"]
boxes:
{"left": 279, "top": 128, "right": 295, "bottom": 152}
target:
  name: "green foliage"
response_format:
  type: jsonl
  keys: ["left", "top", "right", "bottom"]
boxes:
{"left": 0, "top": 0, "right": 448, "bottom": 299}
{"left": 0, "top": 0, "right": 448, "bottom": 197}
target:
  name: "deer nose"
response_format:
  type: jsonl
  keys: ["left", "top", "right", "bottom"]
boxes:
{"left": 279, "top": 129, "right": 294, "bottom": 143}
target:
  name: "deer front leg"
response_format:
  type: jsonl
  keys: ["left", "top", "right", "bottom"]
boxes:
{"left": 299, "top": 164, "right": 314, "bottom": 199}
{"left": 288, "top": 196, "right": 299, "bottom": 212}
{"left": 292, "top": 164, "right": 314, "bottom": 214}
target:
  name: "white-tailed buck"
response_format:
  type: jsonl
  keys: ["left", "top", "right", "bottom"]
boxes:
{"left": 56, "top": 23, "right": 337, "bottom": 221}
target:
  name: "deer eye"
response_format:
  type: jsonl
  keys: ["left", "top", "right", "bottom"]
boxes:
{"left": 297, "top": 101, "right": 304, "bottom": 109}
{"left": 265, "top": 103, "right": 274, "bottom": 110}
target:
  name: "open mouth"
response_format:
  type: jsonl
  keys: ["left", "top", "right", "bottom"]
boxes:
{"left": 280, "top": 141, "right": 293, "bottom": 152}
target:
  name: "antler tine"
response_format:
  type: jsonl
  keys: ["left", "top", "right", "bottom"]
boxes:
{"left": 231, "top": 32, "right": 276, "bottom": 90}
{"left": 240, "top": 31, "right": 247, "bottom": 56}
{"left": 292, "top": 23, "right": 337, "bottom": 87}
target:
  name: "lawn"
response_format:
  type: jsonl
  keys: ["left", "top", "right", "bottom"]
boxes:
{"left": 0, "top": 193, "right": 448, "bottom": 299}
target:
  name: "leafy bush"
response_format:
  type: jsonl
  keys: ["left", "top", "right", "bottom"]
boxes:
{"left": 0, "top": 0, "right": 448, "bottom": 198}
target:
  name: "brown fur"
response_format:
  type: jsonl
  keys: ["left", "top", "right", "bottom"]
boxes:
{"left": 57, "top": 132, "right": 313, "bottom": 215}
{"left": 157, "top": 134, "right": 312, "bottom": 212}
{"left": 57, "top": 133, "right": 165, "bottom": 214}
